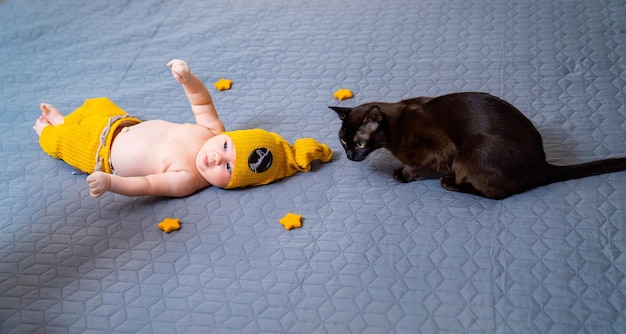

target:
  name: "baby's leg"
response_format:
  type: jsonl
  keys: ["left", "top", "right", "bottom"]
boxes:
{"left": 40, "top": 103, "right": 64, "bottom": 126}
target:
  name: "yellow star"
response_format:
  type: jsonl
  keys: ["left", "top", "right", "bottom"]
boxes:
{"left": 214, "top": 78, "right": 233, "bottom": 91}
{"left": 158, "top": 217, "right": 181, "bottom": 233}
{"left": 333, "top": 88, "right": 353, "bottom": 100}
{"left": 279, "top": 212, "right": 302, "bottom": 230}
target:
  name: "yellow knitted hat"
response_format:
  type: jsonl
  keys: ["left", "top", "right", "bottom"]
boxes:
{"left": 223, "top": 129, "right": 333, "bottom": 189}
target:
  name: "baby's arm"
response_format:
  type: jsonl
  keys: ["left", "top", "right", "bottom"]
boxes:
{"left": 87, "top": 171, "right": 205, "bottom": 198}
{"left": 167, "top": 59, "right": 225, "bottom": 135}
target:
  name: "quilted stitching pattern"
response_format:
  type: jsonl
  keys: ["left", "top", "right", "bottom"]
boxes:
{"left": 1, "top": 0, "right": 625, "bottom": 332}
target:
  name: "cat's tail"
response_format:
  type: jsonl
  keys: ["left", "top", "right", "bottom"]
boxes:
{"left": 543, "top": 158, "right": 626, "bottom": 185}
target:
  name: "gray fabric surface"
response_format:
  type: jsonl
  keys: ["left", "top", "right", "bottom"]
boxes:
{"left": 1, "top": 0, "right": 625, "bottom": 332}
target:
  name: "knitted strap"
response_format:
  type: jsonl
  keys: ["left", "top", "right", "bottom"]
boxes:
{"left": 94, "top": 114, "right": 130, "bottom": 172}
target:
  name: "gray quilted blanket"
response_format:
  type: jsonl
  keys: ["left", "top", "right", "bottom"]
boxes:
{"left": 1, "top": 0, "right": 625, "bottom": 332}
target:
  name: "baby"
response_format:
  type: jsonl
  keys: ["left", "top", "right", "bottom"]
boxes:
{"left": 34, "top": 59, "right": 333, "bottom": 198}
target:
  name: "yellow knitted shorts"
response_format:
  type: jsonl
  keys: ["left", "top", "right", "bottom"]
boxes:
{"left": 39, "top": 97, "right": 141, "bottom": 174}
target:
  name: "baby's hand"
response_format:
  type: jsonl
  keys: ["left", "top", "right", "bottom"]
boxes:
{"left": 167, "top": 59, "right": 190, "bottom": 84}
{"left": 87, "top": 172, "right": 111, "bottom": 198}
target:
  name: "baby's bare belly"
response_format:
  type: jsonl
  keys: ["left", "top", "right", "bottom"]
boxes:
{"left": 109, "top": 120, "right": 207, "bottom": 177}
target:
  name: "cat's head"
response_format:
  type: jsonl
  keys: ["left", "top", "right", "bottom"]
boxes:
{"left": 329, "top": 104, "right": 385, "bottom": 161}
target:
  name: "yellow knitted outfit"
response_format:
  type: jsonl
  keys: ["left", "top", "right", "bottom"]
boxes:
{"left": 39, "top": 97, "right": 141, "bottom": 174}
{"left": 223, "top": 129, "right": 333, "bottom": 189}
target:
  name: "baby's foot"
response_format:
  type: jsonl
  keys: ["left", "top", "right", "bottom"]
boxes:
{"left": 33, "top": 116, "right": 51, "bottom": 136}
{"left": 40, "top": 103, "right": 64, "bottom": 126}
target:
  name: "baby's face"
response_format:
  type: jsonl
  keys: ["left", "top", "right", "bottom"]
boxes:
{"left": 195, "top": 134, "right": 236, "bottom": 188}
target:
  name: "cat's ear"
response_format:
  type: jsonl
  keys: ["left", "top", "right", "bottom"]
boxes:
{"left": 365, "top": 106, "right": 382, "bottom": 123}
{"left": 329, "top": 106, "right": 352, "bottom": 120}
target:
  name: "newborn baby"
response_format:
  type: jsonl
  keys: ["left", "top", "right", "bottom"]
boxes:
{"left": 34, "top": 59, "right": 332, "bottom": 197}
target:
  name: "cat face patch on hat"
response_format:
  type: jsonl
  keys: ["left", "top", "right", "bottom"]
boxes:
{"left": 221, "top": 129, "right": 333, "bottom": 189}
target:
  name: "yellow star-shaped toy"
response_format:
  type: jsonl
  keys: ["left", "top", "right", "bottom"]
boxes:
{"left": 279, "top": 212, "right": 302, "bottom": 230}
{"left": 333, "top": 88, "right": 353, "bottom": 101}
{"left": 214, "top": 78, "right": 233, "bottom": 91}
{"left": 158, "top": 217, "right": 181, "bottom": 233}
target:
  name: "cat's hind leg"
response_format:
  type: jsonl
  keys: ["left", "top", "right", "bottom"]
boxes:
{"left": 440, "top": 175, "right": 486, "bottom": 197}
{"left": 442, "top": 174, "right": 513, "bottom": 199}
{"left": 448, "top": 145, "right": 513, "bottom": 199}
{"left": 393, "top": 165, "right": 438, "bottom": 183}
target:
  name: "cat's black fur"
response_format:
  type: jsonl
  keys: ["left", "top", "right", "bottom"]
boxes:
{"left": 330, "top": 92, "right": 626, "bottom": 199}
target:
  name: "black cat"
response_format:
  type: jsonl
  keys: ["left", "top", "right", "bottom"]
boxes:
{"left": 330, "top": 92, "right": 626, "bottom": 199}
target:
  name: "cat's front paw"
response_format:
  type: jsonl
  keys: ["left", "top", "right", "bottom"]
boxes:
{"left": 393, "top": 168, "right": 409, "bottom": 183}
{"left": 440, "top": 175, "right": 459, "bottom": 191}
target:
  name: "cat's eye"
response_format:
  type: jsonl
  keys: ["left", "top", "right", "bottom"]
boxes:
{"left": 340, "top": 139, "right": 347, "bottom": 146}
{"left": 356, "top": 142, "right": 366, "bottom": 149}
